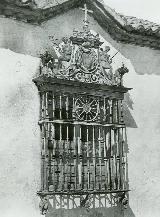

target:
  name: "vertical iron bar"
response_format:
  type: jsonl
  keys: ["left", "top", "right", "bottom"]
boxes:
{"left": 41, "top": 124, "right": 45, "bottom": 190}
{"left": 104, "top": 128, "right": 108, "bottom": 190}
{"left": 45, "top": 122, "right": 49, "bottom": 191}
{"left": 78, "top": 126, "right": 82, "bottom": 188}
{"left": 116, "top": 100, "right": 119, "bottom": 124}
{"left": 66, "top": 95, "right": 69, "bottom": 119}
{"left": 118, "top": 128, "right": 123, "bottom": 189}
{"left": 93, "top": 126, "right": 96, "bottom": 190}
{"left": 116, "top": 128, "right": 120, "bottom": 190}
{"left": 103, "top": 97, "right": 106, "bottom": 122}
{"left": 114, "top": 129, "right": 118, "bottom": 190}
{"left": 111, "top": 129, "right": 116, "bottom": 189}
{"left": 106, "top": 130, "right": 110, "bottom": 190}
{"left": 46, "top": 92, "right": 48, "bottom": 118}
{"left": 86, "top": 126, "right": 90, "bottom": 189}
{"left": 72, "top": 96, "right": 75, "bottom": 120}
{"left": 52, "top": 93, "right": 55, "bottom": 119}
{"left": 51, "top": 123, "right": 55, "bottom": 191}
{"left": 121, "top": 127, "right": 125, "bottom": 189}
{"left": 112, "top": 99, "right": 115, "bottom": 123}
{"left": 59, "top": 115, "right": 62, "bottom": 191}
{"left": 120, "top": 100, "right": 124, "bottom": 123}
{"left": 48, "top": 123, "right": 51, "bottom": 189}
{"left": 109, "top": 100, "right": 112, "bottom": 124}
{"left": 124, "top": 127, "right": 129, "bottom": 190}
{"left": 59, "top": 94, "right": 62, "bottom": 120}
{"left": 39, "top": 92, "right": 42, "bottom": 120}
{"left": 98, "top": 126, "right": 102, "bottom": 189}
{"left": 109, "top": 128, "right": 112, "bottom": 190}
{"left": 43, "top": 93, "right": 46, "bottom": 119}
{"left": 65, "top": 125, "right": 69, "bottom": 191}
{"left": 41, "top": 92, "right": 45, "bottom": 119}
{"left": 73, "top": 125, "right": 77, "bottom": 189}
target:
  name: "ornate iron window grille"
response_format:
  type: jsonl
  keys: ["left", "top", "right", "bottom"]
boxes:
{"left": 33, "top": 4, "right": 131, "bottom": 214}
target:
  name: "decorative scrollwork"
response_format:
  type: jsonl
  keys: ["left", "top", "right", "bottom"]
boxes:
{"left": 115, "top": 63, "right": 129, "bottom": 86}
{"left": 75, "top": 96, "right": 99, "bottom": 121}
{"left": 39, "top": 4, "right": 129, "bottom": 86}
{"left": 80, "top": 194, "right": 92, "bottom": 210}
{"left": 117, "top": 192, "right": 128, "bottom": 209}
{"left": 39, "top": 197, "right": 49, "bottom": 215}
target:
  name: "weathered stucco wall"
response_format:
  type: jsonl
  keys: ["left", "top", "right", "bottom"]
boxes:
{"left": 0, "top": 49, "right": 41, "bottom": 217}
{"left": 0, "top": 8, "right": 160, "bottom": 217}
{"left": 124, "top": 63, "right": 160, "bottom": 217}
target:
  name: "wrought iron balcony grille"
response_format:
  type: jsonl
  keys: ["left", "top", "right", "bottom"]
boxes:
{"left": 33, "top": 5, "right": 131, "bottom": 213}
{"left": 34, "top": 87, "right": 129, "bottom": 195}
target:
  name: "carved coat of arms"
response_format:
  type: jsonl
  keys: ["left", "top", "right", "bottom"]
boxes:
{"left": 75, "top": 42, "right": 98, "bottom": 72}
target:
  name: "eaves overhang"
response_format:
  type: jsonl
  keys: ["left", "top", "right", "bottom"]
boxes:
{"left": 1, "top": 0, "right": 160, "bottom": 49}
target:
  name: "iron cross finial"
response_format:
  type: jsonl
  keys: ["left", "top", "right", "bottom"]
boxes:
{"left": 80, "top": 4, "right": 93, "bottom": 23}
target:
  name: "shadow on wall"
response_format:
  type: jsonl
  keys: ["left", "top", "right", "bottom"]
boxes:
{"left": 122, "top": 84, "right": 137, "bottom": 217}
{"left": 123, "top": 93, "right": 138, "bottom": 129}
{"left": 45, "top": 205, "right": 136, "bottom": 217}
{"left": 124, "top": 206, "right": 136, "bottom": 217}
{"left": 46, "top": 206, "right": 123, "bottom": 217}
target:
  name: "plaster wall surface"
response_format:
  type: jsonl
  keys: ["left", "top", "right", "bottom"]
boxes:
{"left": 0, "top": 8, "right": 160, "bottom": 217}
{"left": 124, "top": 66, "right": 160, "bottom": 217}
{"left": 0, "top": 49, "right": 41, "bottom": 217}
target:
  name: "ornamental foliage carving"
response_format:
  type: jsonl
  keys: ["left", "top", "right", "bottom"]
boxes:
{"left": 39, "top": 5, "right": 129, "bottom": 86}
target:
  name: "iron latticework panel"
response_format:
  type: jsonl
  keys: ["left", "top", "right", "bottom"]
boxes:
{"left": 38, "top": 92, "right": 128, "bottom": 194}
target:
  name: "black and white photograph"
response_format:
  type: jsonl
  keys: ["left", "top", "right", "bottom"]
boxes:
{"left": 0, "top": 1, "right": 160, "bottom": 217}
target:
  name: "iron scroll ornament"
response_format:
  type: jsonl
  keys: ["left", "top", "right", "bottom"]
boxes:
{"left": 75, "top": 96, "right": 99, "bottom": 121}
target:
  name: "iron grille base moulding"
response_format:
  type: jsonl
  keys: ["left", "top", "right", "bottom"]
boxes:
{"left": 37, "top": 189, "right": 130, "bottom": 196}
